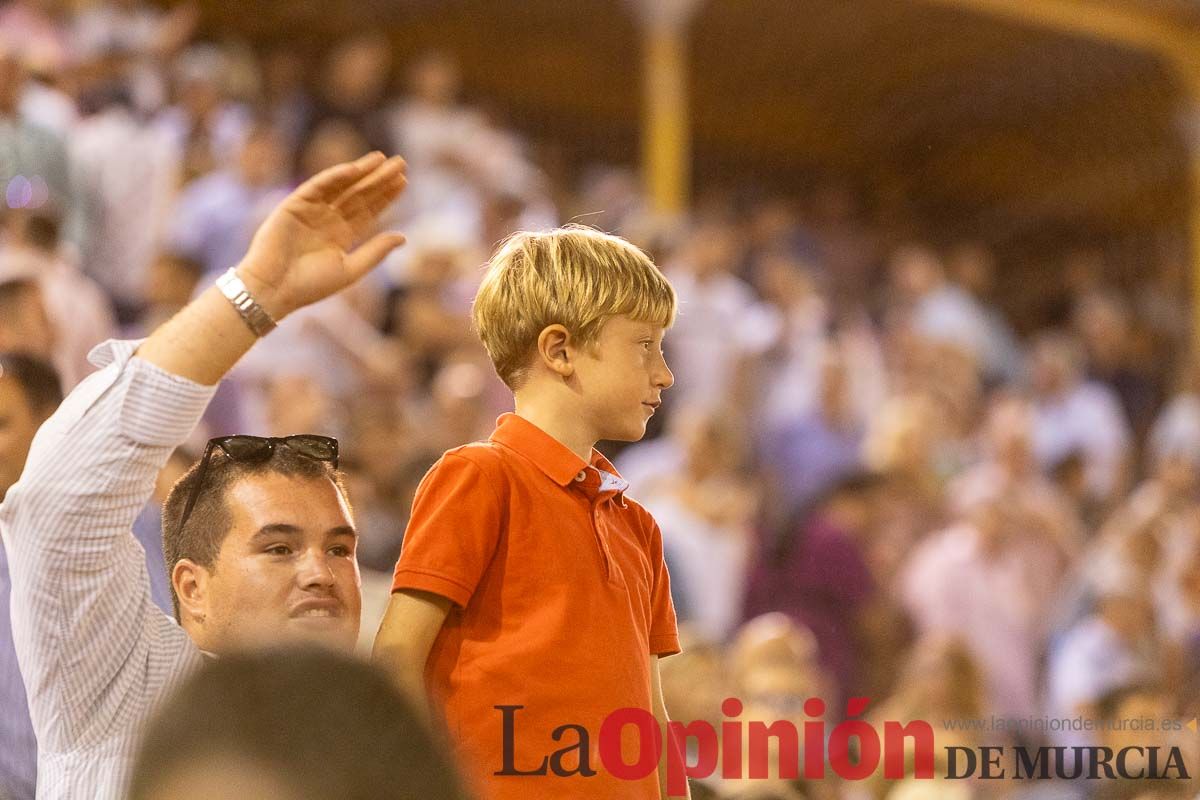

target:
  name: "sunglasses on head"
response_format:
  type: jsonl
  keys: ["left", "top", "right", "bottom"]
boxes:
{"left": 177, "top": 435, "right": 339, "bottom": 533}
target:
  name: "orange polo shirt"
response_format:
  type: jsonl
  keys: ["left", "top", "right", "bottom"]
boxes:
{"left": 392, "top": 413, "right": 680, "bottom": 800}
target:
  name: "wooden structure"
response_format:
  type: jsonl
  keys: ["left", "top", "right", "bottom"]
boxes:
{"left": 200, "top": 0, "right": 1200, "bottom": 339}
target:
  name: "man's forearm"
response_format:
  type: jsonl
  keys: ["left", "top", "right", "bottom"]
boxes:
{"left": 135, "top": 279, "right": 263, "bottom": 385}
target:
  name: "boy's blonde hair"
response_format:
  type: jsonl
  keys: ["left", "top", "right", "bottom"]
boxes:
{"left": 472, "top": 226, "right": 677, "bottom": 389}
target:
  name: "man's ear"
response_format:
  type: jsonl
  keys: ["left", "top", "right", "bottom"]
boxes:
{"left": 536, "top": 324, "right": 573, "bottom": 378}
{"left": 173, "top": 559, "right": 210, "bottom": 625}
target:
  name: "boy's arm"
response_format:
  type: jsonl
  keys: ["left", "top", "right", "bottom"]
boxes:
{"left": 372, "top": 588, "right": 452, "bottom": 721}
{"left": 377, "top": 451, "right": 504, "bottom": 718}
{"left": 652, "top": 656, "right": 690, "bottom": 799}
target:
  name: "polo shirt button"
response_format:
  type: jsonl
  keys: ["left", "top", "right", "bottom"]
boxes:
{"left": 574, "top": 470, "right": 587, "bottom": 482}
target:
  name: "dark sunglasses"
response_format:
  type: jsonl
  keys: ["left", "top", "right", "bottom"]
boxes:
{"left": 177, "top": 435, "right": 339, "bottom": 532}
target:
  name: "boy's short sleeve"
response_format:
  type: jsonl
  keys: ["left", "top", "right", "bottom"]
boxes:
{"left": 392, "top": 452, "right": 503, "bottom": 608}
{"left": 646, "top": 517, "right": 681, "bottom": 658}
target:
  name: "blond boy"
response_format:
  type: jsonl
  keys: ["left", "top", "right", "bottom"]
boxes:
{"left": 374, "top": 227, "right": 687, "bottom": 798}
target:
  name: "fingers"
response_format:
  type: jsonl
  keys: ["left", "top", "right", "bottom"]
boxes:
{"left": 293, "top": 151, "right": 388, "bottom": 205}
{"left": 345, "top": 231, "right": 407, "bottom": 281}
{"left": 334, "top": 155, "right": 407, "bottom": 222}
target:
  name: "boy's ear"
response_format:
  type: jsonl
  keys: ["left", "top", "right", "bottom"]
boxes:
{"left": 536, "top": 324, "right": 574, "bottom": 378}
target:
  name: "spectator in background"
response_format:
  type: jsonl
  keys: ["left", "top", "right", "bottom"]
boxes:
{"left": 901, "top": 482, "right": 1065, "bottom": 720}
{"left": 1028, "top": 331, "right": 1132, "bottom": 509}
{"left": 137, "top": 251, "right": 203, "bottom": 334}
{"left": 806, "top": 180, "right": 879, "bottom": 315}
{"left": 299, "top": 116, "right": 370, "bottom": 180}
{"left": 761, "top": 346, "right": 867, "bottom": 520}
{"left": 729, "top": 613, "right": 829, "bottom": 729}
{"left": 945, "top": 241, "right": 1023, "bottom": 386}
{"left": 0, "top": 353, "right": 60, "bottom": 800}
{"left": 754, "top": 251, "right": 833, "bottom": 430}
{"left": 167, "top": 120, "right": 290, "bottom": 277}
{"left": 665, "top": 219, "right": 779, "bottom": 411}
{"left": 1045, "top": 571, "right": 1159, "bottom": 746}
{"left": 310, "top": 32, "right": 392, "bottom": 154}
{"left": 867, "top": 637, "right": 990, "bottom": 796}
{"left": 0, "top": 1, "right": 71, "bottom": 79}
{"left": 259, "top": 45, "right": 313, "bottom": 151}
{"left": 1091, "top": 684, "right": 1195, "bottom": 800}
{"left": 951, "top": 394, "right": 1083, "bottom": 556}
{"left": 128, "top": 646, "right": 469, "bottom": 800}
{"left": 743, "top": 472, "right": 878, "bottom": 707}
{"left": 71, "top": 67, "right": 180, "bottom": 320}
{"left": 72, "top": 0, "right": 198, "bottom": 115}
{"left": 153, "top": 43, "right": 250, "bottom": 181}
{"left": 639, "top": 406, "right": 757, "bottom": 642}
{"left": 0, "top": 39, "right": 72, "bottom": 226}
{"left": 388, "top": 51, "right": 490, "bottom": 241}
{"left": 0, "top": 277, "right": 53, "bottom": 363}
{"left": 385, "top": 222, "right": 479, "bottom": 384}
{"left": 1074, "top": 289, "right": 1162, "bottom": 440}
{"left": 888, "top": 243, "right": 1013, "bottom": 386}
{"left": 0, "top": 210, "right": 116, "bottom": 388}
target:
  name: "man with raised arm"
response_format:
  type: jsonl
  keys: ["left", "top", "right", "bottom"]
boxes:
{"left": 0, "top": 152, "right": 407, "bottom": 799}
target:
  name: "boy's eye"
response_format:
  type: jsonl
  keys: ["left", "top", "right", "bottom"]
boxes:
{"left": 265, "top": 545, "right": 291, "bottom": 556}
{"left": 328, "top": 545, "right": 352, "bottom": 557}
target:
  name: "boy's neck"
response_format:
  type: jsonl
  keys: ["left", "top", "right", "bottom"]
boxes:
{"left": 512, "top": 393, "right": 597, "bottom": 463}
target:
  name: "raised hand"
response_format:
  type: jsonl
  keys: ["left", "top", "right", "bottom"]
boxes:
{"left": 236, "top": 152, "right": 408, "bottom": 320}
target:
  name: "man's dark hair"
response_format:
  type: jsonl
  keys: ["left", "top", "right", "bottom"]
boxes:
{"left": 0, "top": 352, "right": 62, "bottom": 414}
{"left": 128, "top": 646, "right": 471, "bottom": 800}
{"left": 161, "top": 445, "right": 352, "bottom": 618}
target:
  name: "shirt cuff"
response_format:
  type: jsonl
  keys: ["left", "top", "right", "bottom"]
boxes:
{"left": 650, "top": 633, "right": 681, "bottom": 658}
{"left": 90, "top": 338, "right": 219, "bottom": 447}
{"left": 392, "top": 568, "right": 473, "bottom": 608}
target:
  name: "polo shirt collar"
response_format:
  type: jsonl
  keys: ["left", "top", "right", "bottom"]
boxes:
{"left": 489, "top": 413, "right": 626, "bottom": 490}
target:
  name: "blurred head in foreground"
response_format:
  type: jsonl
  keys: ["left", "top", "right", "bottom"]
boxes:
{"left": 128, "top": 646, "right": 470, "bottom": 800}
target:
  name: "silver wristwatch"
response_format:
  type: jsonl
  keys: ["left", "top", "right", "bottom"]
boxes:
{"left": 215, "top": 268, "right": 277, "bottom": 337}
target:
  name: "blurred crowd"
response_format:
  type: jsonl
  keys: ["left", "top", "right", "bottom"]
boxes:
{"left": 0, "top": 1, "right": 1198, "bottom": 799}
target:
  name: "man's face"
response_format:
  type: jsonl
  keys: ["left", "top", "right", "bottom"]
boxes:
{"left": 572, "top": 315, "right": 674, "bottom": 443}
{"left": 0, "top": 376, "right": 44, "bottom": 499}
{"left": 194, "top": 473, "right": 362, "bottom": 652}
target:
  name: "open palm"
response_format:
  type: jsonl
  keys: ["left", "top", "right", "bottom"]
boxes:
{"left": 237, "top": 152, "right": 408, "bottom": 319}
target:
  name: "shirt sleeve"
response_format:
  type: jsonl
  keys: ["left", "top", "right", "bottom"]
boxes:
{"left": 646, "top": 517, "right": 681, "bottom": 658}
{"left": 0, "top": 339, "right": 214, "bottom": 754}
{"left": 391, "top": 452, "right": 503, "bottom": 608}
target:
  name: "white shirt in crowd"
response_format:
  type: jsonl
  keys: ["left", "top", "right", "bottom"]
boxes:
{"left": 70, "top": 107, "right": 180, "bottom": 308}
{"left": 901, "top": 522, "right": 1060, "bottom": 721}
{"left": 665, "top": 268, "right": 780, "bottom": 411}
{"left": 1031, "top": 381, "right": 1131, "bottom": 501}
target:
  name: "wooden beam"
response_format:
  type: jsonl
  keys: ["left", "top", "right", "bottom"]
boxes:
{"left": 919, "top": 0, "right": 1200, "bottom": 353}
{"left": 916, "top": 0, "right": 1195, "bottom": 55}
{"left": 642, "top": 23, "right": 690, "bottom": 215}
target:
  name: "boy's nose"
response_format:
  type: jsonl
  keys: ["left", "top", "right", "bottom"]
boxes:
{"left": 655, "top": 361, "right": 675, "bottom": 390}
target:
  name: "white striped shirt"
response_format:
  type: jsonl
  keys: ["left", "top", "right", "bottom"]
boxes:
{"left": 0, "top": 340, "right": 216, "bottom": 799}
